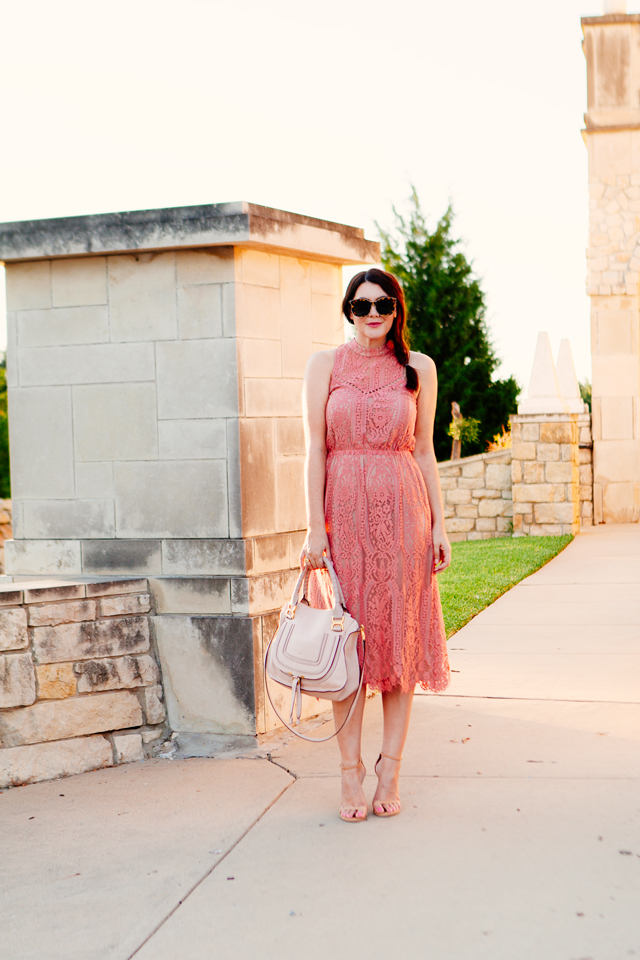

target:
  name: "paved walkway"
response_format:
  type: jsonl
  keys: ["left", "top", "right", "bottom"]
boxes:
{"left": 2, "top": 524, "right": 639, "bottom": 960}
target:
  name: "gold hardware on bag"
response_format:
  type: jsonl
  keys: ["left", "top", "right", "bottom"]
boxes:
{"left": 360, "top": 625, "right": 366, "bottom": 640}
{"left": 331, "top": 616, "right": 345, "bottom": 632}
{"left": 286, "top": 604, "right": 296, "bottom": 620}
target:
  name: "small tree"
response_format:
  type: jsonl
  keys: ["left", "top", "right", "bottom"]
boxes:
{"left": 448, "top": 412, "right": 480, "bottom": 460}
{"left": 379, "top": 191, "right": 520, "bottom": 461}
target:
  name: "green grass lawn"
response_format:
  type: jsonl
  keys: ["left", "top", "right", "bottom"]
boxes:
{"left": 438, "top": 535, "right": 573, "bottom": 638}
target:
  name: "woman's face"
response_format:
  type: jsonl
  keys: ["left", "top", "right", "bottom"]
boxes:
{"left": 349, "top": 281, "right": 396, "bottom": 343}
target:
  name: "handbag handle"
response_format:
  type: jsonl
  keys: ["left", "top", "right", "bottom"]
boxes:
{"left": 263, "top": 634, "right": 365, "bottom": 743}
{"left": 290, "top": 556, "right": 346, "bottom": 618}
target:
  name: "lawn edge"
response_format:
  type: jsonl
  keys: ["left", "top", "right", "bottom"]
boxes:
{"left": 443, "top": 534, "right": 574, "bottom": 639}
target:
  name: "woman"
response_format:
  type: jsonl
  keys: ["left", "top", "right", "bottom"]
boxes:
{"left": 301, "top": 267, "right": 451, "bottom": 822}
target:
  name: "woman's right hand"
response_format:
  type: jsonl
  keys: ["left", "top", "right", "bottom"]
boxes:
{"left": 300, "top": 528, "right": 331, "bottom": 569}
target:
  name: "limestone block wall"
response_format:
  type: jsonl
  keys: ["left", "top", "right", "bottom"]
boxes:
{"left": 511, "top": 415, "right": 586, "bottom": 536}
{"left": 439, "top": 414, "right": 593, "bottom": 541}
{"left": 0, "top": 577, "right": 167, "bottom": 789}
{"left": 236, "top": 249, "right": 343, "bottom": 540}
{"left": 587, "top": 184, "right": 640, "bottom": 523}
{"left": 5, "top": 248, "right": 241, "bottom": 572}
{"left": 582, "top": 14, "right": 640, "bottom": 523}
{"left": 578, "top": 415, "right": 594, "bottom": 527}
{"left": 438, "top": 450, "right": 513, "bottom": 541}
{"left": 4, "top": 240, "right": 344, "bottom": 577}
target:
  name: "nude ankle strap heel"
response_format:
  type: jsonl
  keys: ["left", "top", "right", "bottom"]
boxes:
{"left": 373, "top": 753, "right": 403, "bottom": 819}
{"left": 340, "top": 758, "right": 364, "bottom": 771}
{"left": 339, "top": 758, "right": 367, "bottom": 823}
{"left": 374, "top": 752, "right": 402, "bottom": 772}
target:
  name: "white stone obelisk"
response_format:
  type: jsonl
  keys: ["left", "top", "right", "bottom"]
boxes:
{"left": 518, "top": 332, "right": 564, "bottom": 414}
{"left": 556, "top": 340, "right": 585, "bottom": 413}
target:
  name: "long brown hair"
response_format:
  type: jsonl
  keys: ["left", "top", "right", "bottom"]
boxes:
{"left": 342, "top": 268, "right": 418, "bottom": 392}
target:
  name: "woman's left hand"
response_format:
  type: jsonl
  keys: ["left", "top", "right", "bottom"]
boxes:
{"left": 432, "top": 523, "right": 451, "bottom": 573}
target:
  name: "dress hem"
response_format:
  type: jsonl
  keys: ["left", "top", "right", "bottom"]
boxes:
{"left": 364, "top": 675, "right": 450, "bottom": 695}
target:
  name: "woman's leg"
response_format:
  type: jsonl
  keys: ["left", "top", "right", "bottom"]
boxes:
{"left": 372, "top": 688, "right": 414, "bottom": 815}
{"left": 333, "top": 685, "right": 367, "bottom": 820}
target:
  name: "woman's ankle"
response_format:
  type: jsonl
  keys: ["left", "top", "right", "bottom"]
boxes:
{"left": 340, "top": 757, "right": 362, "bottom": 770}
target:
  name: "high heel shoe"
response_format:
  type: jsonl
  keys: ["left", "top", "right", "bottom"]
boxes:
{"left": 339, "top": 758, "right": 367, "bottom": 822}
{"left": 373, "top": 753, "right": 402, "bottom": 818}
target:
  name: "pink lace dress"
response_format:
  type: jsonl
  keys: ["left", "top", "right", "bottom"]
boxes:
{"left": 311, "top": 338, "right": 449, "bottom": 693}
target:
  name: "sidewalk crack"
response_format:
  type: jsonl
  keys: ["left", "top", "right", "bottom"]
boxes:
{"left": 265, "top": 754, "right": 299, "bottom": 778}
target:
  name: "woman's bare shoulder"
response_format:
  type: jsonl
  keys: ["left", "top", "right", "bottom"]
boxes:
{"left": 409, "top": 350, "right": 437, "bottom": 377}
{"left": 305, "top": 347, "right": 337, "bottom": 380}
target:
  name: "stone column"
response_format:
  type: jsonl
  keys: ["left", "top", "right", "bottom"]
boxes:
{"left": 510, "top": 415, "right": 581, "bottom": 536}
{"left": 582, "top": 12, "right": 640, "bottom": 522}
{"left": 0, "top": 202, "right": 378, "bottom": 736}
{"left": 511, "top": 332, "right": 588, "bottom": 536}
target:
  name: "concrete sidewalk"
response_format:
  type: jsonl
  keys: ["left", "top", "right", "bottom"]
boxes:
{"left": 1, "top": 525, "right": 639, "bottom": 960}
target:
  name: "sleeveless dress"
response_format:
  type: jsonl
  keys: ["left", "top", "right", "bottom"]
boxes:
{"left": 311, "top": 338, "right": 450, "bottom": 694}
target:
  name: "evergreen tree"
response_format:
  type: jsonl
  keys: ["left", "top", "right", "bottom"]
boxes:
{"left": 379, "top": 191, "right": 520, "bottom": 461}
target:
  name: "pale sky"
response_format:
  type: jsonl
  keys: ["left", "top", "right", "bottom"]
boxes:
{"left": 0, "top": 0, "right": 615, "bottom": 391}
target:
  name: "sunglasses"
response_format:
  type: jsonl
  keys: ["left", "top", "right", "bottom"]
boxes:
{"left": 349, "top": 297, "right": 397, "bottom": 318}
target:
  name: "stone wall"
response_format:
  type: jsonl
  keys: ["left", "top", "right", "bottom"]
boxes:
{"left": 439, "top": 450, "right": 513, "bottom": 541}
{"left": 579, "top": 416, "right": 595, "bottom": 527}
{"left": 510, "top": 414, "right": 592, "bottom": 536}
{"left": 1, "top": 204, "right": 373, "bottom": 580}
{"left": 439, "top": 413, "right": 593, "bottom": 541}
{"left": 586, "top": 169, "right": 640, "bottom": 522}
{"left": 0, "top": 577, "right": 167, "bottom": 789}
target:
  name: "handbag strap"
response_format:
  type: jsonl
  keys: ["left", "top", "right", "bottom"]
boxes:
{"left": 290, "top": 556, "right": 345, "bottom": 618}
{"left": 263, "top": 632, "right": 365, "bottom": 743}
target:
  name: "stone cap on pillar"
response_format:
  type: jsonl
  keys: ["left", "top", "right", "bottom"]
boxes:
{"left": 0, "top": 201, "right": 380, "bottom": 266}
{"left": 582, "top": 9, "right": 640, "bottom": 133}
{"left": 518, "top": 332, "right": 586, "bottom": 415}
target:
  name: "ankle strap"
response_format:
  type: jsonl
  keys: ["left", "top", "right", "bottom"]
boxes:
{"left": 381, "top": 753, "right": 402, "bottom": 762}
{"left": 340, "top": 758, "right": 363, "bottom": 771}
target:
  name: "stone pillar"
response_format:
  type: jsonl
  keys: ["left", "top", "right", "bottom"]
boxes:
{"left": 578, "top": 414, "right": 595, "bottom": 526}
{"left": 0, "top": 202, "right": 378, "bottom": 736}
{"left": 582, "top": 13, "right": 640, "bottom": 522}
{"left": 510, "top": 415, "right": 581, "bottom": 536}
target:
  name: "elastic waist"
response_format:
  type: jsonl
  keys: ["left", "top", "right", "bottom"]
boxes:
{"left": 327, "top": 448, "right": 414, "bottom": 457}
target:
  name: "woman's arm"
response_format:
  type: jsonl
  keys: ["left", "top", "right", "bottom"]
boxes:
{"left": 300, "top": 349, "right": 335, "bottom": 569}
{"left": 410, "top": 351, "right": 451, "bottom": 573}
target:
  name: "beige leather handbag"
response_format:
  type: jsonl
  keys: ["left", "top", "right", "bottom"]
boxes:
{"left": 264, "top": 557, "right": 365, "bottom": 742}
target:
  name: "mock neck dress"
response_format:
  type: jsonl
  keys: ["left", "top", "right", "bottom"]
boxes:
{"left": 312, "top": 338, "right": 449, "bottom": 694}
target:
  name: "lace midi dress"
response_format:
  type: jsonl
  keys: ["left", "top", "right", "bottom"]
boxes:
{"left": 311, "top": 338, "right": 450, "bottom": 694}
